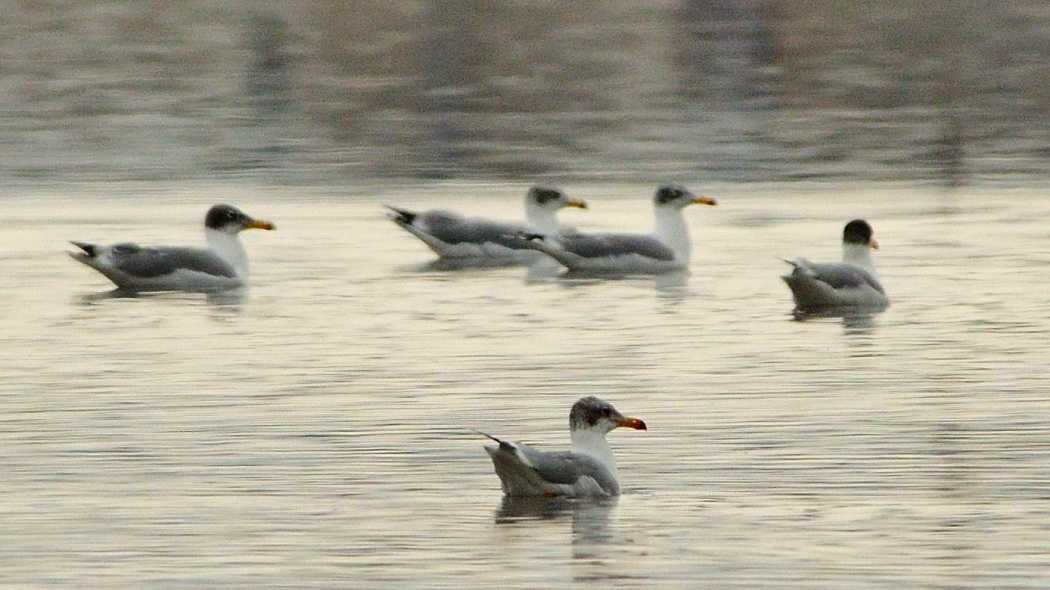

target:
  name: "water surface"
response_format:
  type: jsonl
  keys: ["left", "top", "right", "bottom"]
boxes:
{"left": 1, "top": 182, "right": 1048, "bottom": 588}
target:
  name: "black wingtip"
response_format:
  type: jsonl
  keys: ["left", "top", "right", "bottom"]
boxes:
{"left": 383, "top": 205, "right": 417, "bottom": 225}
{"left": 474, "top": 430, "right": 514, "bottom": 447}
{"left": 70, "top": 241, "right": 97, "bottom": 257}
{"left": 471, "top": 428, "right": 498, "bottom": 441}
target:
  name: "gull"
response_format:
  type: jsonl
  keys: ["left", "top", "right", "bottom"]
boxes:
{"left": 385, "top": 185, "right": 587, "bottom": 260}
{"left": 480, "top": 396, "right": 647, "bottom": 497}
{"left": 69, "top": 204, "right": 275, "bottom": 293}
{"left": 522, "top": 183, "right": 716, "bottom": 273}
{"left": 781, "top": 219, "right": 889, "bottom": 312}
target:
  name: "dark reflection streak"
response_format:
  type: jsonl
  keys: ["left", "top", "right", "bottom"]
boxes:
{"left": 205, "top": 289, "right": 247, "bottom": 316}
{"left": 524, "top": 267, "right": 690, "bottom": 293}
{"left": 571, "top": 497, "right": 618, "bottom": 547}
{"left": 405, "top": 258, "right": 534, "bottom": 272}
{"left": 493, "top": 496, "right": 617, "bottom": 544}
{"left": 791, "top": 307, "right": 883, "bottom": 335}
{"left": 493, "top": 496, "right": 621, "bottom": 576}
{"left": 930, "top": 423, "right": 981, "bottom": 590}
{"left": 75, "top": 287, "right": 142, "bottom": 304}
{"left": 73, "top": 287, "right": 247, "bottom": 315}
{"left": 494, "top": 495, "right": 575, "bottom": 523}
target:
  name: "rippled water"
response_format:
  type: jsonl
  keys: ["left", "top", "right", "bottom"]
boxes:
{"left": 2, "top": 182, "right": 1048, "bottom": 588}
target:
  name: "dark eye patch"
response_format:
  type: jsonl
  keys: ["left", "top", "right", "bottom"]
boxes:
{"left": 655, "top": 186, "right": 682, "bottom": 204}
{"left": 534, "top": 188, "right": 561, "bottom": 205}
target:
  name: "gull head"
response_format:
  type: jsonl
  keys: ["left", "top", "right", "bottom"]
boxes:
{"left": 205, "top": 204, "right": 276, "bottom": 235}
{"left": 527, "top": 185, "right": 588, "bottom": 212}
{"left": 843, "top": 219, "right": 877, "bottom": 250}
{"left": 569, "top": 396, "right": 647, "bottom": 435}
{"left": 654, "top": 183, "right": 717, "bottom": 210}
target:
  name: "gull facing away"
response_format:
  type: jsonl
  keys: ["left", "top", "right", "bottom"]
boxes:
{"left": 70, "top": 204, "right": 275, "bottom": 293}
{"left": 480, "top": 396, "right": 647, "bottom": 497}
{"left": 781, "top": 219, "right": 889, "bottom": 312}
{"left": 385, "top": 185, "right": 587, "bottom": 260}
{"left": 522, "top": 184, "right": 717, "bottom": 273}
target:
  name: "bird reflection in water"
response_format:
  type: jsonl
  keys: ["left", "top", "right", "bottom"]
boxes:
{"left": 792, "top": 307, "right": 882, "bottom": 334}
{"left": 75, "top": 286, "right": 247, "bottom": 315}
{"left": 494, "top": 495, "right": 618, "bottom": 546}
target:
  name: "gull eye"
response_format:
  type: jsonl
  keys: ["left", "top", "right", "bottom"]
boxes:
{"left": 601, "top": 407, "right": 612, "bottom": 418}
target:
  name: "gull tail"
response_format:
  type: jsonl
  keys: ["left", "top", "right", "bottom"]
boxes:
{"left": 518, "top": 233, "right": 577, "bottom": 268}
{"left": 384, "top": 205, "right": 418, "bottom": 226}
{"left": 71, "top": 241, "right": 98, "bottom": 255}
{"left": 779, "top": 257, "right": 816, "bottom": 279}
{"left": 472, "top": 429, "right": 517, "bottom": 453}
{"left": 472, "top": 429, "right": 504, "bottom": 445}
{"left": 70, "top": 241, "right": 98, "bottom": 257}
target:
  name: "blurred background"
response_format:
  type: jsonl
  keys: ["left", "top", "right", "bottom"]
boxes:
{"left": 2, "top": 0, "right": 1049, "bottom": 185}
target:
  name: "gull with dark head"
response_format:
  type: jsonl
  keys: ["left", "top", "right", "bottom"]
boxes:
{"left": 523, "top": 183, "right": 716, "bottom": 273}
{"left": 480, "top": 396, "right": 647, "bottom": 497}
{"left": 70, "top": 204, "right": 275, "bottom": 293}
{"left": 782, "top": 219, "right": 889, "bottom": 312}
{"left": 385, "top": 185, "right": 587, "bottom": 260}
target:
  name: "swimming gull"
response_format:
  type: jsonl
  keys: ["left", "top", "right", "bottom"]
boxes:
{"left": 782, "top": 219, "right": 889, "bottom": 311}
{"left": 479, "top": 396, "right": 646, "bottom": 497}
{"left": 70, "top": 204, "right": 275, "bottom": 292}
{"left": 523, "top": 183, "right": 716, "bottom": 273}
{"left": 385, "top": 185, "right": 587, "bottom": 260}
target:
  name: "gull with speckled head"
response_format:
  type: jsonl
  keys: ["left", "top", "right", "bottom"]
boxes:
{"left": 781, "top": 219, "right": 889, "bottom": 312}
{"left": 69, "top": 204, "right": 275, "bottom": 293}
{"left": 523, "top": 183, "right": 716, "bottom": 273}
{"left": 479, "top": 396, "right": 647, "bottom": 497}
{"left": 385, "top": 185, "right": 587, "bottom": 260}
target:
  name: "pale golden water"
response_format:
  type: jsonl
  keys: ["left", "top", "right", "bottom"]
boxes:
{"left": 1, "top": 182, "right": 1048, "bottom": 588}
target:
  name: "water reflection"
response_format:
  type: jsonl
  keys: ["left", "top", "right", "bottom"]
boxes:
{"left": 408, "top": 257, "right": 534, "bottom": 272}
{"left": 525, "top": 266, "right": 690, "bottom": 293}
{"left": 493, "top": 496, "right": 626, "bottom": 581}
{"left": 653, "top": 270, "right": 690, "bottom": 293}
{"left": 494, "top": 495, "right": 618, "bottom": 547}
{"left": 12, "top": 187, "right": 1050, "bottom": 588}
{"left": 495, "top": 495, "right": 575, "bottom": 522}
{"left": 75, "top": 287, "right": 141, "bottom": 304}
{"left": 205, "top": 289, "right": 248, "bottom": 314}
{"left": 792, "top": 307, "right": 883, "bottom": 334}
{"left": 73, "top": 287, "right": 247, "bottom": 314}
{"left": 569, "top": 497, "right": 618, "bottom": 548}
{"left": 841, "top": 312, "right": 879, "bottom": 334}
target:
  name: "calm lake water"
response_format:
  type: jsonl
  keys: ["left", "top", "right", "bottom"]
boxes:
{"left": 1, "top": 181, "right": 1048, "bottom": 589}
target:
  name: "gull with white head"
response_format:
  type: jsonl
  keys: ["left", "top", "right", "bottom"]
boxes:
{"left": 69, "top": 204, "right": 275, "bottom": 293}
{"left": 480, "top": 396, "right": 647, "bottom": 497}
{"left": 523, "top": 184, "right": 716, "bottom": 274}
{"left": 385, "top": 185, "right": 587, "bottom": 260}
{"left": 782, "top": 219, "right": 889, "bottom": 312}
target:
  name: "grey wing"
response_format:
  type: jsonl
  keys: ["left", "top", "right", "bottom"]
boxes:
{"left": 521, "top": 448, "right": 619, "bottom": 493}
{"left": 559, "top": 233, "right": 675, "bottom": 261}
{"left": 114, "top": 246, "right": 238, "bottom": 278}
{"left": 807, "top": 262, "right": 885, "bottom": 293}
{"left": 423, "top": 212, "right": 526, "bottom": 247}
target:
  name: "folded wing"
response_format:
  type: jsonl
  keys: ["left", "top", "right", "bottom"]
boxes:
{"left": 107, "top": 244, "right": 238, "bottom": 279}
{"left": 556, "top": 232, "right": 676, "bottom": 261}
{"left": 793, "top": 260, "right": 885, "bottom": 293}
